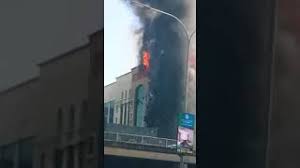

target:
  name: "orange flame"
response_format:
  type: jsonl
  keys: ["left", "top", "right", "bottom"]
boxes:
{"left": 143, "top": 51, "right": 150, "bottom": 71}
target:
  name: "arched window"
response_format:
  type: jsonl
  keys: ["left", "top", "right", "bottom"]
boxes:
{"left": 135, "top": 85, "right": 145, "bottom": 127}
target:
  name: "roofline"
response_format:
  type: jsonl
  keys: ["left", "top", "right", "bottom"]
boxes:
{"left": 38, "top": 43, "right": 90, "bottom": 67}
{"left": 116, "top": 71, "right": 132, "bottom": 79}
{"left": 89, "top": 29, "right": 104, "bottom": 38}
{"left": 116, "top": 65, "right": 141, "bottom": 79}
{"left": 131, "top": 65, "right": 141, "bottom": 71}
{"left": 0, "top": 29, "right": 103, "bottom": 95}
{"left": 104, "top": 81, "right": 116, "bottom": 88}
{"left": 38, "top": 29, "right": 103, "bottom": 67}
{"left": 105, "top": 65, "right": 137, "bottom": 86}
{"left": 0, "top": 77, "right": 39, "bottom": 96}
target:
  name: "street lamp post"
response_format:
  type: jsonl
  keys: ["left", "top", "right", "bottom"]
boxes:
{"left": 129, "top": 1, "right": 195, "bottom": 168}
{"left": 184, "top": 29, "right": 196, "bottom": 113}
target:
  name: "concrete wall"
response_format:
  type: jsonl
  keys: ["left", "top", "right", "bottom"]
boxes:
{"left": 104, "top": 71, "right": 133, "bottom": 125}
{"left": 104, "top": 72, "right": 132, "bottom": 103}
{"left": 0, "top": 30, "right": 101, "bottom": 168}
{"left": 104, "top": 66, "right": 150, "bottom": 127}
{"left": 104, "top": 82, "right": 117, "bottom": 102}
{"left": 115, "top": 72, "right": 132, "bottom": 125}
{"left": 38, "top": 45, "right": 90, "bottom": 140}
{"left": 0, "top": 78, "right": 40, "bottom": 145}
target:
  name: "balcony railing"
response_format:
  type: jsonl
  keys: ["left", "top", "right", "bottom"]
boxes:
{"left": 104, "top": 131, "right": 177, "bottom": 149}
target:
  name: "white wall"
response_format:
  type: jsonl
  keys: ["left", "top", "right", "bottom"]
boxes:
{"left": 104, "top": 72, "right": 132, "bottom": 125}
{"left": 38, "top": 45, "right": 90, "bottom": 138}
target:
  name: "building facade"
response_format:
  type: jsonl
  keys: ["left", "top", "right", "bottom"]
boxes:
{"left": 104, "top": 65, "right": 197, "bottom": 155}
{"left": 0, "top": 30, "right": 103, "bottom": 168}
{"left": 104, "top": 66, "right": 149, "bottom": 128}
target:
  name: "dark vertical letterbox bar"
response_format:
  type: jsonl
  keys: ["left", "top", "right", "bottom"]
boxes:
{"left": 197, "top": 0, "right": 276, "bottom": 167}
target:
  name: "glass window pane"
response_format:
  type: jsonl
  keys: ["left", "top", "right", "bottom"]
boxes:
{"left": 19, "top": 139, "right": 33, "bottom": 168}
{"left": 1, "top": 144, "right": 16, "bottom": 168}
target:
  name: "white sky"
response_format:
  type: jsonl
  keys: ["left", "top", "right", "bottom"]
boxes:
{"left": 104, "top": 0, "right": 142, "bottom": 86}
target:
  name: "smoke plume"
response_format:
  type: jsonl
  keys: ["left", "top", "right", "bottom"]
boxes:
{"left": 128, "top": 0, "right": 195, "bottom": 138}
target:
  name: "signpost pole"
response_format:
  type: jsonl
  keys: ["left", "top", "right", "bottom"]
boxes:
{"left": 179, "top": 154, "right": 185, "bottom": 168}
{"left": 177, "top": 112, "right": 195, "bottom": 168}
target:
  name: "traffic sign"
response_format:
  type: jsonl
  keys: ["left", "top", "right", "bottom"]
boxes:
{"left": 178, "top": 113, "right": 195, "bottom": 129}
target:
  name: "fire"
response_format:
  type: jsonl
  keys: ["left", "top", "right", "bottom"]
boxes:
{"left": 143, "top": 51, "right": 150, "bottom": 71}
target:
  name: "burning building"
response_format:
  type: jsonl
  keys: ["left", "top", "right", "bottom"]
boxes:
{"left": 129, "top": 0, "right": 196, "bottom": 139}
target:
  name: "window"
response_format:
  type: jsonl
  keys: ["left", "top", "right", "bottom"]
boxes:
{"left": 127, "top": 103, "right": 130, "bottom": 125}
{"left": 125, "top": 91, "right": 128, "bottom": 124}
{"left": 1, "top": 144, "right": 16, "bottom": 168}
{"left": 87, "top": 137, "right": 94, "bottom": 155}
{"left": 104, "top": 103, "right": 109, "bottom": 124}
{"left": 104, "top": 101, "right": 114, "bottom": 124}
{"left": 109, "top": 101, "right": 114, "bottom": 124}
{"left": 57, "top": 108, "right": 63, "bottom": 135}
{"left": 54, "top": 150, "right": 63, "bottom": 168}
{"left": 67, "top": 147, "right": 74, "bottom": 168}
{"left": 69, "top": 105, "right": 75, "bottom": 130}
{"left": 78, "top": 143, "right": 84, "bottom": 168}
{"left": 135, "top": 85, "right": 145, "bottom": 127}
{"left": 120, "top": 104, "right": 123, "bottom": 125}
{"left": 124, "top": 103, "right": 127, "bottom": 125}
{"left": 19, "top": 139, "right": 33, "bottom": 168}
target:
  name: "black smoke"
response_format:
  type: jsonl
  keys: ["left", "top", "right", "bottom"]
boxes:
{"left": 129, "top": 0, "right": 188, "bottom": 139}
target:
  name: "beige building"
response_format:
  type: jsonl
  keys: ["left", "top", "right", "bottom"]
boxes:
{"left": 0, "top": 30, "right": 103, "bottom": 168}
{"left": 104, "top": 72, "right": 132, "bottom": 126}
{"left": 104, "top": 65, "right": 197, "bottom": 154}
{"left": 104, "top": 66, "right": 149, "bottom": 127}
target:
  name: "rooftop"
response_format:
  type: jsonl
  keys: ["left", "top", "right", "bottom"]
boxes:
{"left": 38, "top": 43, "right": 90, "bottom": 67}
{"left": 0, "top": 77, "right": 39, "bottom": 96}
{"left": 1, "top": 29, "right": 103, "bottom": 96}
